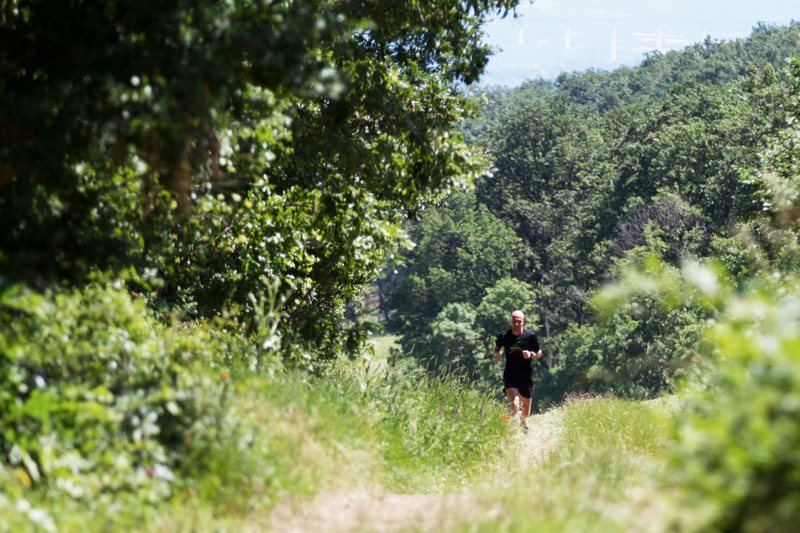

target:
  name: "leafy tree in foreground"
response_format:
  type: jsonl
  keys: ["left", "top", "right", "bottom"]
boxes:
{"left": 595, "top": 253, "right": 800, "bottom": 531}
{"left": 0, "top": 0, "right": 520, "bottom": 358}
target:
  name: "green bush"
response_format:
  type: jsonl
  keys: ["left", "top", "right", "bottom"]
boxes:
{"left": 672, "top": 277, "right": 800, "bottom": 531}
{"left": 593, "top": 252, "right": 800, "bottom": 530}
{"left": 0, "top": 280, "right": 516, "bottom": 529}
{"left": 0, "top": 282, "right": 233, "bottom": 504}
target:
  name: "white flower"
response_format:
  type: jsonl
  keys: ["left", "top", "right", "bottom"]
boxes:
{"left": 683, "top": 261, "right": 718, "bottom": 296}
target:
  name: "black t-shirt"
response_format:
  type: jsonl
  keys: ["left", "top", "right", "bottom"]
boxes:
{"left": 495, "top": 328, "right": 543, "bottom": 375}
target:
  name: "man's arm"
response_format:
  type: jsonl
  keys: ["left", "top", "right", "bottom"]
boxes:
{"left": 523, "top": 334, "right": 542, "bottom": 360}
{"left": 493, "top": 345, "right": 502, "bottom": 361}
{"left": 532, "top": 335, "right": 547, "bottom": 366}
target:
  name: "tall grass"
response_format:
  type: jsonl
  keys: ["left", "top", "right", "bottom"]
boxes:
{"left": 323, "top": 356, "right": 513, "bottom": 493}
{"left": 2, "top": 351, "right": 513, "bottom": 531}
{"left": 465, "top": 396, "right": 674, "bottom": 532}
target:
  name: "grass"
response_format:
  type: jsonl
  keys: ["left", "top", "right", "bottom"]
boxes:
{"left": 366, "top": 334, "right": 401, "bottom": 361}
{"left": 321, "top": 353, "right": 513, "bottom": 493}
{"left": 376, "top": 369, "right": 511, "bottom": 492}
{"left": 1, "top": 321, "right": 684, "bottom": 532}
{"left": 463, "top": 396, "right": 676, "bottom": 532}
{"left": 2, "top": 353, "right": 513, "bottom": 532}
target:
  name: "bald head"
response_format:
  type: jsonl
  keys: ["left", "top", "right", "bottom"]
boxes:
{"left": 511, "top": 310, "right": 525, "bottom": 334}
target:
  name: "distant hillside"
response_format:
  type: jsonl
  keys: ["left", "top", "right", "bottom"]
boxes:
{"left": 387, "top": 22, "right": 800, "bottom": 404}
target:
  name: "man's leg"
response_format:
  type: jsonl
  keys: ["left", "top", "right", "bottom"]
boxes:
{"left": 521, "top": 395, "right": 532, "bottom": 418}
{"left": 514, "top": 395, "right": 532, "bottom": 433}
{"left": 505, "top": 387, "right": 521, "bottom": 421}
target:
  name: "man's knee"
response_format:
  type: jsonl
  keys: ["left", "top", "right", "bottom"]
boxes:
{"left": 506, "top": 388, "right": 520, "bottom": 404}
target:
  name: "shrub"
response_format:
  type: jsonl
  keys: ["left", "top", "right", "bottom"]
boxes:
{"left": 593, "top": 253, "right": 800, "bottom": 530}
{"left": 0, "top": 281, "right": 233, "bottom": 503}
{"left": 672, "top": 277, "right": 800, "bottom": 531}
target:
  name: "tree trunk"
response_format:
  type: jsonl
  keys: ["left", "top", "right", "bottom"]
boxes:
{"left": 165, "top": 136, "right": 193, "bottom": 215}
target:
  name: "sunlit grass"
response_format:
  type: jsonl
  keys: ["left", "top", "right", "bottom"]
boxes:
{"left": 378, "top": 373, "right": 511, "bottom": 492}
{"left": 3, "top": 370, "right": 379, "bottom": 532}
{"left": 366, "top": 334, "right": 401, "bottom": 361}
{"left": 8, "top": 356, "right": 512, "bottom": 531}
{"left": 464, "top": 396, "right": 675, "bottom": 532}
{"left": 2, "top": 356, "right": 685, "bottom": 533}
{"left": 323, "top": 356, "right": 513, "bottom": 493}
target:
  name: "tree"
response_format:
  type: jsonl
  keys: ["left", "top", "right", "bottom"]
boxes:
{"left": 612, "top": 188, "right": 708, "bottom": 263}
{"left": 388, "top": 190, "right": 529, "bottom": 355}
{"left": 388, "top": 22, "right": 800, "bottom": 387}
{"left": 426, "top": 302, "right": 483, "bottom": 377}
{"left": 474, "top": 277, "right": 538, "bottom": 338}
{"left": 0, "top": 0, "right": 521, "bottom": 358}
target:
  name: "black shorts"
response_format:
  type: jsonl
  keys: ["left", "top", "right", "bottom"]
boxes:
{"left": 503, "top": 369, "right": 533, "bottom": 399}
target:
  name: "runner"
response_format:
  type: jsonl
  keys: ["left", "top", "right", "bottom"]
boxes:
{"left": 492, "top": 310, "right": 546, "bottom": 431}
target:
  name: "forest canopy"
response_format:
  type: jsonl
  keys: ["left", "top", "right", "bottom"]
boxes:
{"left": 384, "top": 22, "right": 800, "bottom": 402}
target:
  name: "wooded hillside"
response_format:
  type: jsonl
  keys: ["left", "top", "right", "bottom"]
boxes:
{"left": 385, "top": 22, "right": 800, "bottom": 403}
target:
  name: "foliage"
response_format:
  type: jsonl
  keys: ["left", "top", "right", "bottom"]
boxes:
{"left": 389, "top": 190, "right": 529, "bottom": 352}
{"left": 0, "top": 303, "right": 513, "bottom": 529}
{"left": 592, "top": 246, "right": 800, "bottom": 531}
{"left": 387, "top": 23, "right": 800, "bottom": 401}
{"left": 611, "top": 188, "right": 708, "bottom": 263}
{"left": 1, "top": 1, "right": 530, "bottom": 527}
{"left": 575, "top": 256, "right": 714, "bottom": 400}
{"left": 670, "top": 276, "right": 800, "bottom": 531}
{"left": 427, "top": 302, "right": 482, "bottom": 374}
{"left": 0, "top": 281, "right": 237, "bottom": 504}
{"left": 4, "top": 6, "right": 800, "bottom": 530}
{"left": 666, "top": 58, "right": 800, "bottom": 532}
{"left": 0, "top": 0, "right": 521, "bottom": 360}
{"left": 474, "top": 276, "right": 538, "bottom": 336}
{"left": 592, "top": 127, "right": 800, "bottom": 528}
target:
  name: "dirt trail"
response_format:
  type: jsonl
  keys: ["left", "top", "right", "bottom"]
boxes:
{"left": 265, "top": 409, "right": 563, "bottom": 532}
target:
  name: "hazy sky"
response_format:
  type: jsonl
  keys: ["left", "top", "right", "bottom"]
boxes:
{"left": 481, "top": 0, "right": 798, "bottom": 86}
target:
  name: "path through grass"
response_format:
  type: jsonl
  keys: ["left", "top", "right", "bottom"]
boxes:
{"left": 264, "top": 396, "right": 676, "bottom": 532}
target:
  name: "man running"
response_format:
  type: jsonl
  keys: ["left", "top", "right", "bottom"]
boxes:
{"left": 493, "top": 310, "right": 546, "bottom": 430}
